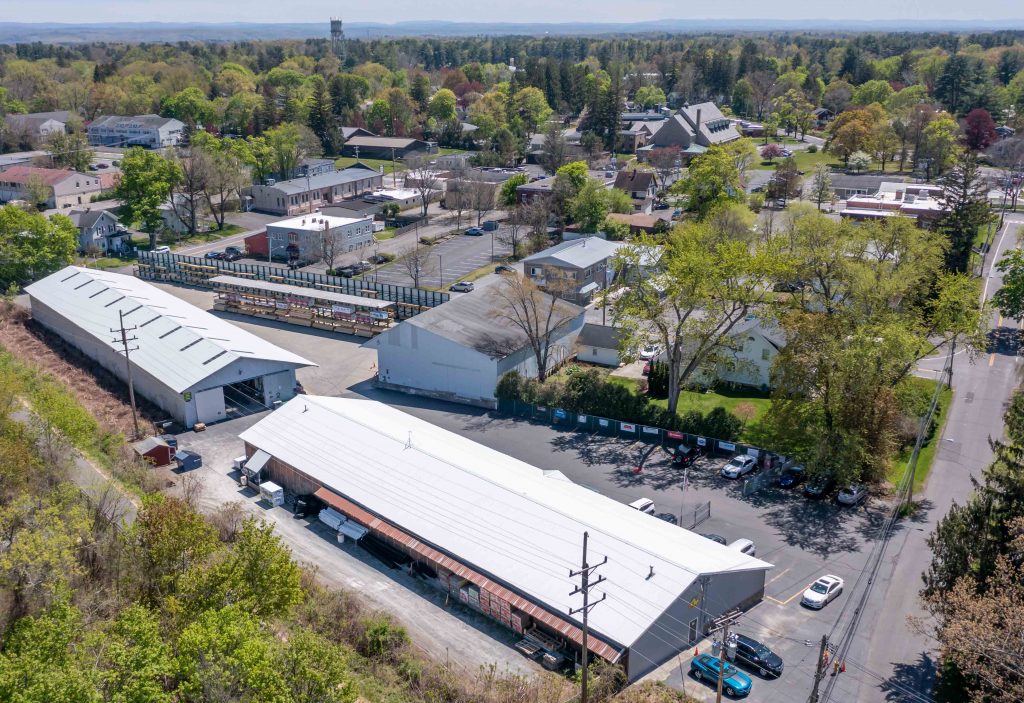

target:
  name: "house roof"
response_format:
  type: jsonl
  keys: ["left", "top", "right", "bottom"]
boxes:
{"left": 340, "top": 126, "right": 377, "bottom": 139}
{"left": 578, "top": 323, "right": 624, "bottom": 350}
{"left": 343, "top": 136, "right": 428, "bottom": 150}
{"left": 523, "top": 237, "right": 622, "bottom": 269}
{"left": 680, "top": 102, "right": 739, "bottom": 145}
{"left": 605, "top": 212, "right": 662, "bottom": 231}
{"left": 133, "top": 436, "right": 171, "bottom": 454}
{"left": 393, "top": 285, "right": 582, "bottom": 360}
{"left": 239, "top": 396, "right": 772, "bottom": 650}
{"left": 829, "top": 174, "right": 907, "bottom": 191}
{"left": 26, "top": 267, "right": 316, "bottom": 393}
{"left": 613, "top": 170, "right": 655, "bottom": 193}
{"left": 88, "top": 114, "right": 183, "bottom": 130}
{"left": 264, "top": 165, "right": 382, "bottom": 196}
{"left": 0, "top": 165, "right": 91, "bottom": 187}
{"left": 4, "top": 111, "right": 70, "bottom": 131}
{"left": 67, "top": 208, "right": 117, "bottom": 229}
{"left": 730, "top": 316, "right": 785, "bottom": 349}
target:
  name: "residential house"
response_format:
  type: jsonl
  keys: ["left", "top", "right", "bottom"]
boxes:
{"left": 340, "top": 136, "right": 433, "bottom": 160}
{"left": 605, "top": 212, "right": 665, "bottom": 235}
{"left": 3, "top": 111, "right": 70, "bottom": 145}
{"left": 248, "top": 164, "right": 384, "bottom": 216}
{"left": 0, "top": 165, "right": 102, "bottom": 209}
{"left": 87, "top": 115, "right": 185, "bottom": 149}
{"left": 711, "top": 316, "right": 784, "bottom": 390}
{"left": 812, "top": 108, "right": 835, "bottom": 129}
{"left": 436, "top": 152, "right": 473, "bottom": 170}
{"left": 370, "top": 286, "right": 585, "bottom": 407}
{"left": 340, "top": 126, "right": 377, "bottom": 140}
{"left": 522, "top": 237, "right": 622, "bottom": 305}
{"left": 576, "top": 323, "right": 625, "bottom": 367}
{"left": 829, "top": 174, "right": 908, "bottom": 201}
{"left": 613, "top": 170, "right": 658, "bottom": 214}
{"left": 68, "top": 208, "right": 130, "bottom": 254}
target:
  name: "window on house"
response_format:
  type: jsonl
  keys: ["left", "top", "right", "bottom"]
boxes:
{"left": 761, "top": 348, "right": 770, "bottom": 361}
{"left": 530, "top": 267, "right": 541, "bottom": 276}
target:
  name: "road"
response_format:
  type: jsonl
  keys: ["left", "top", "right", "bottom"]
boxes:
{"left": 855, "top": 216, "right": 1023, "bottom": 703}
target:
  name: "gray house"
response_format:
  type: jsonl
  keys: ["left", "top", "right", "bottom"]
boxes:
{"left": 647, "top": 101, "right": 739, "bottom": 162}
{"left": 87, "top": 114, "right": 185, "bottom": 149}
{"left": 576, "top": 323, "right": 625, "bottom": 367}
{"left": 3, "top": 111, "right": 70, "bottom": 144}
{"left": 68, "top": 209, "right": 131, "bottom": 254}
{"left": 522, "top": 237, "right": 622, "bottom": 305}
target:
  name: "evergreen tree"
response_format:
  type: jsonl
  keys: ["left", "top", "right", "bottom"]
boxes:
{"left": 936, "top": 151, "right": 992, "bottom": 273}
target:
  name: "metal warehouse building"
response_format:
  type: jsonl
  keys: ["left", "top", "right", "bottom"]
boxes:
{"left": 25, "top": 267, "right": 316, "bottom": 427}
{"left": 240, "top": 396, "right": 771, "bottom": 681}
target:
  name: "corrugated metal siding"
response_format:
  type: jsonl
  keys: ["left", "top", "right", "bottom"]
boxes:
{"left": 313, "top": 487, "right": 622, "bottom": 663}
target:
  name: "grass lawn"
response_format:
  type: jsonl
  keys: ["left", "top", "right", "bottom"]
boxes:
{"left": 608, "top": 376, "right": 771, "bottom": 441}
{"left": 78, "top": 257, "right": 127, "bottom": 270}
{"left": 374, "top": 227, "right": 398, "bottom": 241}
{"left": 888, "top": 378, "right": 954, "bottom": 494}
{"left": 336, "top": 156, "right": 406, "bottom": 176}
{"left": 437, "top": 147, "right": 467, "bottom": 156}
{"left": 183, "top": 224, "right": 246, "bottom": 243}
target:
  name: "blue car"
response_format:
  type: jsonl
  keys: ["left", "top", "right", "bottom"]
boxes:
{"left": 778, "top": 464, "right": 805, "bottom": 488}
{"left": 690, "top": 654, "right": 753, "bottom": 697}
{"left": 465, "top": 227, "right": 484, "bottom": 236}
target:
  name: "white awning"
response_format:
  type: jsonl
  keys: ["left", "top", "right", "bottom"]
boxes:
{"left": 244, "top": 449, "right": 271, "bottom": 475}
{"left": 579, "top": 281, "right": 599, "bottom": 295}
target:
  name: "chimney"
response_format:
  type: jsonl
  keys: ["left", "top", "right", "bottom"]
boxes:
{"left": 695, "top": 108, "right": 702, "bottom": 132}
{"left": 895, "top": 190, "right": 904, "bottom": 201}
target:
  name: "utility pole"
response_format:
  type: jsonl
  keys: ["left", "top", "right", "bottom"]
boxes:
{"left": 808, "top": 635, "right": 829, "bottom": 703}
{"left": 715, "top": 618, "right": 731, "bottom": 703}
{"left": 569, "top": 531, "right": 607, "bottom": 703}
{"left": 391, "top": 147, "right": 398, "bottom": 188}
{"left": 111, "top": 309, "right": 141, "bottom": 439}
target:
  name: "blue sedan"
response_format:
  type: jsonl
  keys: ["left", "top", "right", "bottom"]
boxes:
{"left": 690, "top": 654, "right": 753, "bottom": 697}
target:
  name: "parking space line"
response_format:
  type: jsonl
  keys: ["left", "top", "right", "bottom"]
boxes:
{"left": 764, "top": 567, "right": 790, "bottom": 586}
{"left": 766, "top": 583, "right": 808, "bottom": 606}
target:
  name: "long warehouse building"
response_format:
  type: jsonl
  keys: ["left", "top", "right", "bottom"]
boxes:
{"left": 26, "top": 267, "right": 316, "bottom": 427}
{"left": 240, "top": 396, "right": 771, "bottom": 680}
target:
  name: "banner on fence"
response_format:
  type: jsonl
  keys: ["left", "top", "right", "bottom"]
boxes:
{"left": 666, "top": 430, "right": 684, "bottom": 440}
{"left": 696, "top": 437, "right": 707, "bottom": 447}
{"left": 641, "top": 426, "right": 659, "bottom": 435}
{"left": 621, "top": 422, "right": 636, "bottom": 432}
{"left": 553, "top": 409, "right": 567, "bottom": 420}
{"left": 719, "top": 441, "right": 736, "bottom": 452}
{"left": 598, "top": 418, "right": 609, "bottom": 427}
{"left": 578, "top": 415, "right": 588, "bottom": 423}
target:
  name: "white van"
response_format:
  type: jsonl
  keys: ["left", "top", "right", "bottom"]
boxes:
{"left": 728, "top": 538, "right": 757, "bottom": 557}
{"left": 628, "top": 498, "right": 656, "bottom": 515}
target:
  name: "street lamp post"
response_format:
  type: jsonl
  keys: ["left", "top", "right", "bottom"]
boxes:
{"left": 438, "top": 253, "right": 443, "bottom": 290}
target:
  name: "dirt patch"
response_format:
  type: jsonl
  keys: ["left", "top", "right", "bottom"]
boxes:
{"left": 0, "top": 304, "right": 160, "bottom": 438}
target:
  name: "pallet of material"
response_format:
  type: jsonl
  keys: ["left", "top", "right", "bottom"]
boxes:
{"left": 311, "top": 320, "right": 336, "bottom": 331}
{"left": 289, "top": 308, "right": 313, "bottom": 319}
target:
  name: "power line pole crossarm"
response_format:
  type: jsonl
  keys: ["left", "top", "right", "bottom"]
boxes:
{"left": 110, "top": 309, "right": 141, "bottom": 439}
{"left": 569, "top": 531, "right": 607, "bottom": 703}
{"left": 808, "top": 634, "right": 829, "bottom": 703}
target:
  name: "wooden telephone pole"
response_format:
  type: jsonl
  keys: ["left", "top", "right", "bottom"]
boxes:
{"left": 111, "top": 309, "right": 141, "bottom": 439}
{"left": 808, "top": 635, "right": 829, "bottom": 703}
{"left": 570, "top": 531, "right": 607, "bottom": 703}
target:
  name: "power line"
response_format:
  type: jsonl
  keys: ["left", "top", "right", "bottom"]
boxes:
{"left": 569, "top": 531, "right": 607, "bottom": 703}
{"left": 110, "top": 308, "right": 141, "bottom": 438}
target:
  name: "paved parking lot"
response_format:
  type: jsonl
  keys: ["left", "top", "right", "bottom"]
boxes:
{"left": 372, "top": 229, "right": 512, "bottom": 289}
{"left": 355, "top": 389, "right": 892, "bottom": 703}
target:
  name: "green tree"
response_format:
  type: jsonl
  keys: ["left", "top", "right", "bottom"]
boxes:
{"left": 851, "top": 79, "right": 895, "bottom": 107}
{"left": 498, "top": 172, "right": 528, "bottom": 207}
{"left": 512, "top": 87, "right": 553, "bottom": 135}
{"left": 634, "top": 85, "right": 666, "bottom": 109}
{"left": 264, "top": 122, "right": 320, "bottom": 181}
{"left": 569, "top": 179, "right": 610, "bottom": 232}
{"left": 132, "top": 494, "right": 218, "bottom": 599}
{"left": 306, "top": 75, "right": 338, "bottom": 155}
{"left": 161, "top": 87, "right": 216, "bottom": 130}
{"left": 672, "top": 145, "right": 743, "bottom": 219}
{"left": 46, "top": 127, "right": 93, "bottom": 173}
{"left": 113, "top": 147, "right": 181, "bottom": 248}
{"left": 0, "top": 205, "right": 77, "bottom": 286}
{"left": 328, "top": 73, "right": 370, "bottom": 119}
{"left": 936, "top": 151, "right": 992, "bottom": 273}
{"left": 994, "top": 248, "right": 1024, "bottom": 321}
{"left": 278, "top": 628, "right": 356, "bottom": 703}
{"left": 810, "top": 164, "right": 833, "bottom": 210}
{"left": 921, "top": 113, "right": 961, "bottom": 177}
{"left": 427, "top": 88, "right": 458, "bottom": 122}
{"left": 614, "top": 216, "right": 790, "bottom": 414}
{"left": 90, "top": 605, "right": 174, "bottom": 703}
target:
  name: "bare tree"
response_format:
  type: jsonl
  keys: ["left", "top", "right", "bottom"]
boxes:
{"left": 747, "top": 70, "right": 778, "bottom": 120}
{"left": 810, "top": 165, "right": 833, "bottom": 211}
{"left": 171, "top": 148, "right": 209, "bottom": 235}
{"left": 497, "top": 205, "right": 527, "bottom": 259}
{"left": 492, "top": 274, "right": 579, "bottom": 381}
{"left": 23, "top": 173, "right": 52, "bottom": 209}
{"left": 538, "top": 123, "right": 569, "bottom": 174}
{"left": 647, "top": 146, "right": 681, "bottom": 192}
{"left": 522, "top": 198, "right": 553, "bottom": 253}
{"left": 405, "top": 155, "right": 440, "bottom": 217}
{"left": 469, "top": 179, "right": 495, "bottom": 226}
{"left": 397, "top": 244, "right": 435, "bottom": 288}
{"left": 446, "top": 165, "right": 468, "bottom": 229}
{"left": 201, "top": 146, "right": 248, "bottom": 230}
{"left": 318, "top": 221, "right": 344, "bottom": 273}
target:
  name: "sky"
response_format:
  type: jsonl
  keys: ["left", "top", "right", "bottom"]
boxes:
{"left": 7, "top": 0, "right": 1024, "bottom": 25}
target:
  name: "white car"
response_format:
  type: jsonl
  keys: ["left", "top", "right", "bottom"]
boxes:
{"left": 720, "top": 455, "right": 757, "bottom": 479}
{"left": 639, "top": 344, "right": 661, "bottom": 361}
{"left": 801, "top": 575, "right": 844, "bottom": 609}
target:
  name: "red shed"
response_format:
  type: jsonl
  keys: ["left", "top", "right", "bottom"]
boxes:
{"left": 133, "top": 436, "right": 174, "bottom": 467}
{"left": 244, "top": 231, "right": 268, "bottom": 258}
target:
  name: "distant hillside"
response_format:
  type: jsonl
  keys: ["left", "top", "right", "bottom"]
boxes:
{"left": 2, "top": 19, "right": 1024, "bottom": 43}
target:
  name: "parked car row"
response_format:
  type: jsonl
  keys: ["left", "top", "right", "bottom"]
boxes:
{"left": 204, "top": 246, "right": 243, "bottom": 262}
{"left": 689, "top": 631, "right": 786, "bottom": 697}
{"left": 776, "top": 464, "right": 868, "bottom": 505}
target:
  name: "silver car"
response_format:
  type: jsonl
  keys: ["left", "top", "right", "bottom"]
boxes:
{"left": 720, "top": 455, "right": 757, "bottom": 479}
{"left": 837, "top": 484, "right": 868, "bottom": 506}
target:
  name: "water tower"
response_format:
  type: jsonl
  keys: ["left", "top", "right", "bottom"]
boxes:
{"left": 330, "top": 17, "right": 346, "bottom": 61}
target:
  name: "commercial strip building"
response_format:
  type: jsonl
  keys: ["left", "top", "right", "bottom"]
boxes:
{"left": 248, "top": 164, "right": 385, "bottom": 216}
{"left": 239, "top": 396, "right": 771, "bottom": 681}
{"left": 340, "top": 136, "right": 433, "bottom": 160}
{"left": 370, "top": 286, "right": 585, "bottom": 407}
{"left": 258, "top": 212, "right": 376, "bottom": 264}
{"left": 87, "top": 114, "right": 185, "bottom": 149}
{"left": 25, "top": 267, "right": 315, "bottom": 427}
{"left": 839, "top": 182, "right": 948, "bottom": 223}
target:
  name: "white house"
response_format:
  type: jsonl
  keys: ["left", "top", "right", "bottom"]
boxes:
{"left": 87, "top": 114, "right": 185, "bottom": 149}
{"left": 576, "top": 323, "right": 625, "bottom": 367}
{"left": 714, "top": 316, "right": 784, "bottom": 390}
{"left": 67, "top": 209, "right": 130, "bottom": 254}
{"left": 370, "top": 286, "right": 585, "bottom": 407}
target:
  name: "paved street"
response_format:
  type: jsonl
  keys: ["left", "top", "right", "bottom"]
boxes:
{"left": 856, "top": 216, "right": 1024, "bottom": 703}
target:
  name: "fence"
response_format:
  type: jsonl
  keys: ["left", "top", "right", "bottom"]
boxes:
{"left": 135, "top": 251, "right": 448, "bottom": 320}
{"left": 680, "top": 501, "right": 712, "bottom": 530}
{"left": 497, "top": 398, "right": 766, "bottom": 458}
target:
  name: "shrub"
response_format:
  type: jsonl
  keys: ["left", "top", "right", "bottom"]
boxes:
{"left": 808, "top": 144, "right": 818, "bottom": 153}
{"left": 359, "top": 612, "right": 409, "bottom": 661}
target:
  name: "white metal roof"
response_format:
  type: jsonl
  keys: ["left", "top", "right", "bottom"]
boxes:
{"left": 26, "top": 267, "right": 316, "bottom": 393}
{"left": 267, "top": 213, "right": 371, "bottom": 231}
{"left": 240, "top": 396, "right": 771, "bottom": 648}
{"left": 210, "top": 275, "right": 394, "bottom": 309}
